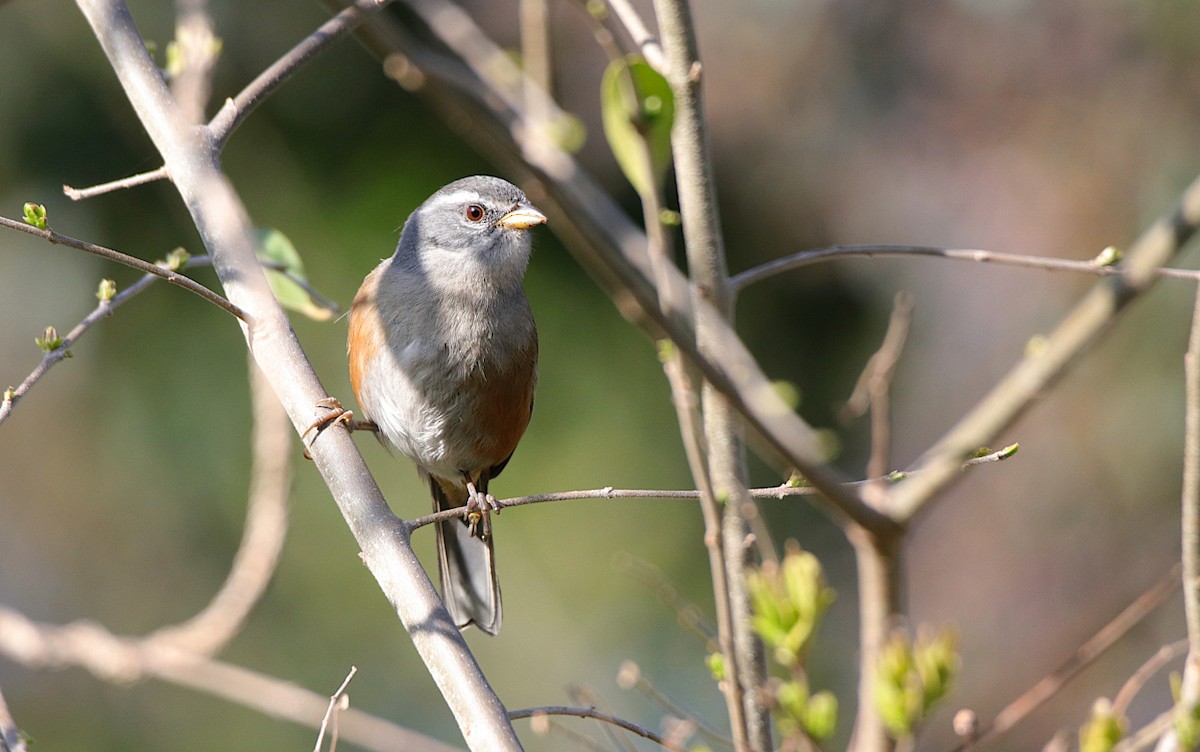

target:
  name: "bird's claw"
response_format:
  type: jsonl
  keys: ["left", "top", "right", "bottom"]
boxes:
{"left": 302, "top": 397, "right": 356, "bottom": 460}
{"left": 465, "top": 481, "right": 499, "bottom": 540}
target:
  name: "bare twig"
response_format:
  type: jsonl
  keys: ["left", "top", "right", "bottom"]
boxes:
{"left": 890, "top": 171, "right": 1200, "bottom": 524}
{"left": 66, "top": 0, "right": 391, "bottom": 200}
{"left": 74, "top": 2, "right": 519, "bottom": 747}
{"left": 510, "top": 706, "right": 688, "bottom": 752}
{"left": 950, "top": 564, "right": 1182, "bottom": 751}
{"left": 0, "top": 608, "right": 457, "bottom": 752}
{"left": 613, "top": 554, "right": 717, "bottom": 647}
{"left": 64, "top": 166, "right": 168, "bottom": 200}
{"left": 568, "top": 684, "right": 638, "bottom": 752}
{"left": 0, "top": 215, "right": 246, "bottom": 320}
{"left": 603, "top": 0, "right": 666, "bottom": 70}
{"left": 207, "top": 0, "right": 389, "bottom": 147}
{"left": 1112, "top": 640, "right": 1189, "bottom": 718}
{"left": 0, "top": 254, "right": 212, "bottom": 426}
{"left": 730, "top": 243, "right": 1200, "bottom": 293}
{"left": 314, "top": 666, "right": 358, "bottom": 752}
{"left": 618, "top": 660, "right": 735, "bottom": 750}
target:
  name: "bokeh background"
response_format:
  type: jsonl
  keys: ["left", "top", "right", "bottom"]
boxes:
{"left": 3, "top": 0, "right": 1200, "bottom": 749}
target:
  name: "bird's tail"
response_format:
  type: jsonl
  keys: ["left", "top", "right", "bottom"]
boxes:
{"left": 429, "top": 475, "right": 502, "bottom": 635}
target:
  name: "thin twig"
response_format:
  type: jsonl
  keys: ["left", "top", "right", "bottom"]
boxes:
{"left": 1112, "top": 640, "right": 1189, "bottom": 718}
{"left": 64, "top": 166, "right": 168, "bottom": 200}
{"left": 619, "top": 661, "right": 735, "bottom": 750}
{"left": 613, "top": 554, "right": 718, "bottom": 648}
{"left": 0, "top": 254, "right": 213, "bottom": 426}
{"left": 402, "top": 462, "right": 1019, "bottom": 530}
{"left": 510, "top": 706, "right": 688, "bottom": 752}
{"left": 1114, "top": 710, "right": 1176, "bottom": 752}
{"left": 603, "top": 0, "right": 666, "bottom": 70}
{"left": 889, "top": 170, "right": 1200, "bottom": 524}
{"left": 314, "top": 666, "right": 357, "bottom": 752}
{"left": 0, "top": 215, "right": 246, "bottom": 320}
{"left": 0, "top": 254, "right": 335, "bottom": 426}
{"left": 730, "top": 243, "right": 1200, "bottom": 292}
{"left": 949, "top": 564, "right": 1182, "bottom": 751}
{"left": 65, "top": 0, "right": 391, "bottom": 200}
{"left": 207, "top": 0, "right": 389, "bottom": 147}
{"left": 568, "top": 684, "right": 638, "bottom": 752}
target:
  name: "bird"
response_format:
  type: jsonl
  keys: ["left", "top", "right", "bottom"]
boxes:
{"left": 342, "top": 175, "right": 546, "bottom": 635}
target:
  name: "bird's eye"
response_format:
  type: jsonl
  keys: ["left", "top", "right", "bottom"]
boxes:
{"left": 465, "top": 204, "right": 486, "bottom": 222}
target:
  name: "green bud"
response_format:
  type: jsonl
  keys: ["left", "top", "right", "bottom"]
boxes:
{"left": 1092, "top": 246, "right": 1123, "bottom": 267}
{"left": 914, "top": 626, "right": 959, "bottom": 710}
{"left": 34, "top": 326, "right": 69, "bottom": 357}
{"left": 97, "top": 278, "right": 117, "bottom": 303}
{"left": 802, "top": 690, "right": 838, "bottom": 741}
{"left": 23, "top": 203, "right": 47, "bottom": 229}
{"left": 159, "top": 247, "right": 191, "bottom": 271}
{"left": 658, "top": 208, "right": 682, "bottom": 226}
{"left": 771, "top": 379, "right": 801, "bottom": 411}
{"left": 1079, "top": 699, "right": 1124, "bottom": 752}
{"left": 886, "top": 470, "right": 909, "bottom": 483}
{"left": 705, "top": 652, "right": 725, "bottom": 682}
{"left": 585, "top": 0, "right": 608, "bottom": 20}
{"left": 749, "top": 544, "right": 835, "bottom": 667}
{"left": 3, "top": 386, "right": 14, "bottom": 404}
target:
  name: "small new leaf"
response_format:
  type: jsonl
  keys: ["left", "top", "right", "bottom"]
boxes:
{"left": 35, "top": 326, "right": 69, "bottom": 357}
{"left": 705, "top": 652, "right": 725, "bottom": 682}
{"left": 600, "top": 55, "right": 675, "bottom": 198}
{"left": 3, "top": 386, "right": 14, "bottom": 404}
{"left": 23, "top": 203, "right": 48, "bottom": 229}
{"left": 256, "top": 228, "right": 338, "bottom": 321}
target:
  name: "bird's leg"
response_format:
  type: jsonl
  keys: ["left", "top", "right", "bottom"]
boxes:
{"left": 302, "top": 397, "right": 378, "bottom": 459}
{"left": 464, "top": 478, "right": 500, "bottom": 540}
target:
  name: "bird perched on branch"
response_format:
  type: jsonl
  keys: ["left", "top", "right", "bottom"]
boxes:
{"left": 332, "top": 175, "right": 546, "bottom": 635}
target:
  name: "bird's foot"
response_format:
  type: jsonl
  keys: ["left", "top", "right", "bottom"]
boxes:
{"left": 465, "top": 480, "right": 500, "bottom": 540}
{"left": 302, "top": 397, "right": 378, "bottom": 459}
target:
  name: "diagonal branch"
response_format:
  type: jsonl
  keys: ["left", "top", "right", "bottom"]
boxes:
{"left": 72, "top": 1, "right": 519, "bottom": 748}
{"left": 0, "top": 215, "right": 246, "bottom": 320}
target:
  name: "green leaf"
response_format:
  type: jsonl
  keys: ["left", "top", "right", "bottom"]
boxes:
{"left": 255, "top": 228, "right": 338, "bottom": 321}
{"left": 600, "top": 55, "right": 675, "bottom": 198}
{"left": 23, "top": 203, "right": 47, "bottom": 229}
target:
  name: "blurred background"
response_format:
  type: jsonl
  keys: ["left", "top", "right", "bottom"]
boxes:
{"left": 2, "top": 0, "right": 1200, "bottom": 749}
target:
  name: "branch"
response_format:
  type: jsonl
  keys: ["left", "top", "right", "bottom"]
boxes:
{"left": 509, "top": 706, "right": 688, "bottom": 752}
{"left": 73, "top": 2, "right": 519, "bottom": 748}
{"left": 0, "top": 254, "right": 214, "bottom": 426}
{"left": 207, "top": 0, "right": 390, "bottom": 147}
{"left": 730, "top": 243, "right": 1200, "bottom": 292}
{"left": 948, "top": 564, "right": 1181, "bottom": 751}
{"left": 0, "top": 215, "right": 246, "bottom": 320}
{"left": 0, "top": 608, "right": 456, "bottom": 752}
{"left": 65, "top": 0, "right": 391, "bottom": 200}
{"left": 889, "top": 171, "right": 1200, "bottom": 523}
